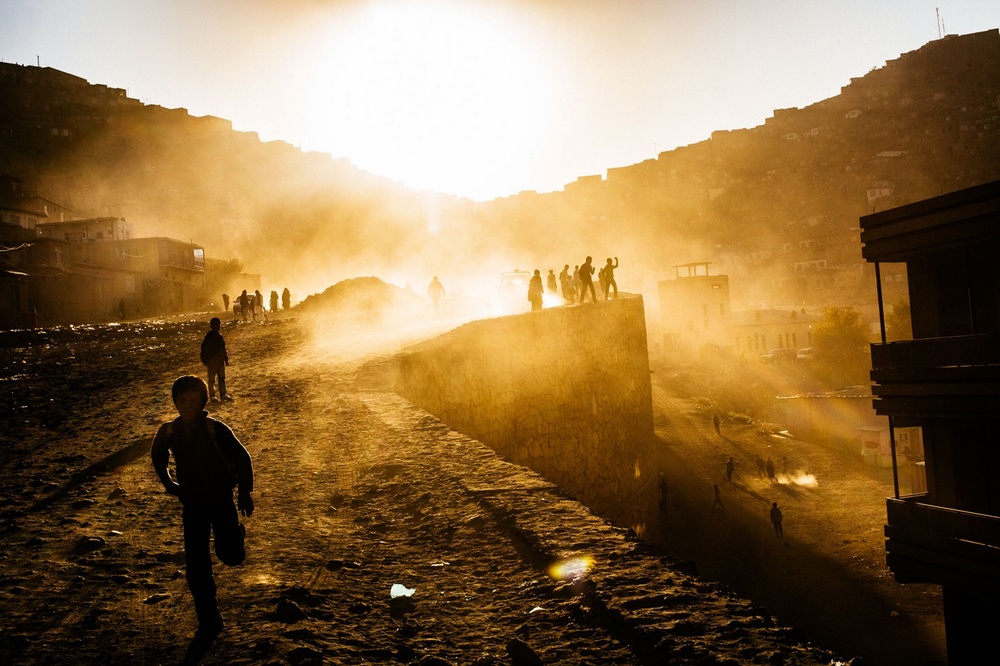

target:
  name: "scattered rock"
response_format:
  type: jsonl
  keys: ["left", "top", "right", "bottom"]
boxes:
{"left": 276, "top": 598, "right": 307, "bottom": 623}
{"left": 395, "top": 645, "right": 417, "bottom": 662}
{"left": 108, "top": 488, "right": 127, "bottom": 499}
{"left": 282, "top": 627, "right": 322, "bottom": 641}
{"left": 71, "top": 535, "right": 107, "bottom": 556}
{"left": 325, "top": 559, "right": 361, "bottom": 571}
{"left": 505, "top": 638, "right": 542, "bottom": 666}
{"left": 143, "top": 593, "right": 170, "bottom": 604}
{"left": 153, "top": 551, "right": 185, "bottom": 564}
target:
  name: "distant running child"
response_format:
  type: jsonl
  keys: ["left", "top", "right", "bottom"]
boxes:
{"left": 200, "top": 317, "right": 230, "bottom": 401}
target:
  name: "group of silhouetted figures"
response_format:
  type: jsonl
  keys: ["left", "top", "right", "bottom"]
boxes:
{"left": 530, "top": 255, "right": 620, "bottom": 311}
{"left": 222, "top": 287, "right": 290, "bottom": 322}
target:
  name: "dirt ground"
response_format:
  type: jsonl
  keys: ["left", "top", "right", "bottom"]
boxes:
{"left": 646, "top": 374, "right": 947, "bottom": 666}
{"left": 0, "top": 311, "right": 946, "bottom": 665}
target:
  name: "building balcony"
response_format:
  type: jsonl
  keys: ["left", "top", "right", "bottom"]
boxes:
{"left": 869, "top": 335, "right": 1000, "bottom": 417}
{"left": 156, "top": 239, "right": 205, "bottom": 272}
{"left": 885, "top": 496, "right": 1000, "bottom": 589}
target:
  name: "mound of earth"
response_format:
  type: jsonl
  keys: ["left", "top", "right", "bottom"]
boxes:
{"left": 296, "top": 277, "right": 423, "bottom": 314}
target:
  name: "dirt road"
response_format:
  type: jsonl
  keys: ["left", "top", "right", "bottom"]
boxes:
{"left": 0, "top": 314, "right": 944, "bottom": 665}
{"left": 648, "top": 378, "right": 946, "bottom": 666}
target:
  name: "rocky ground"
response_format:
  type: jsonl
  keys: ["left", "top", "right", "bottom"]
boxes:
{"left": 0, "top": 309, "right": 944, "bottom": 665}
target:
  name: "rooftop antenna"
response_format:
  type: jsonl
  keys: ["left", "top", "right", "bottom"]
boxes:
{"left": 936, "top": 8, "right": 946, "bottom": 39}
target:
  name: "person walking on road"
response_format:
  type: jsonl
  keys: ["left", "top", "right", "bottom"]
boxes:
{"left": 770, "top": 502, "right": 784, "bottom": 537}
{"left": 725, "top": 456, "right": 736, "bottom": 482}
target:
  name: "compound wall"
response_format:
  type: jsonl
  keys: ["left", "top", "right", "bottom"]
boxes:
{"left": 394, "top": 295, "right": 656, "bottom": 530}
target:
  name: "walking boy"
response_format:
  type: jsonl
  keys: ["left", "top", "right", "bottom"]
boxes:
{"left": 200, "top": 317, "right": 230, "bottom": 402}
{"left": 151, "top": 376, "right": 255, "bottom": 637}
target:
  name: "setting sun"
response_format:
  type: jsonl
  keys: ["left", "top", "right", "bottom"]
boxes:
{"left": 303, "top": 2, "right": 547, "bottom": 199}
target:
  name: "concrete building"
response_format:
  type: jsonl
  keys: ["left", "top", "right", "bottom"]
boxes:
{"left": 730, "top": 309, "right": 815, "bottom": 357}
{"left": 860, "top": 178, "right": 1000, "bottom": 664}
{"left": 657, "top": 262, "right": 730, "bottom": 356}
{"left": 38, "top": 216, "right": 133, "bottom": 242}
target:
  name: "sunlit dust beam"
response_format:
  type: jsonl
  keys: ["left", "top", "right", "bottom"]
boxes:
{"left": 542, "top": 293, "right": 565, "bottom": 309}
{"left": 547, "top": 555, "right": 595, "bottom": 582}
{"left": 792, "top": 473, "right": 818, "bottom": 487}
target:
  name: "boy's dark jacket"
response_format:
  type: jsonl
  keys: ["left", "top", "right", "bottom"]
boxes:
{"left": 200, "top": 330, "right": 228, "bottom": 365}
{"left": 151, "top": 412, "right": 252, "bottom": 500}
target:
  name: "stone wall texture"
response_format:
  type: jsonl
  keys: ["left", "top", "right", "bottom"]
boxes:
{"left": 395, "top": 296, "right": 655, "bottom": 529}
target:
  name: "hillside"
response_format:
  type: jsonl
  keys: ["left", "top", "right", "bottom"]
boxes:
{"left": 2, "top": 30, "right": 999, "bottom": 305}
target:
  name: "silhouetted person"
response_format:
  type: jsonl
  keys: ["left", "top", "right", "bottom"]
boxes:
{"left": 603, "top": 257, "right": 619, "bottom": 299}
{"left": 725, "top": 456, "right": 736, "bottom": 482}
{"left": 27, "top": 306, "right": 38, "bottom": 328}
{"left": 200, "top": 317, "right": 230, "bottom": 402}
{"left": 598, "top": 263, "right": 609, "bottom": 298}
{"left": 269, "top": 290, "right": 278, "bottom": 314}
{"left": 559, "top": 264, "right": 571, "bottom": 301}
{"left": 547, "top": 269, "right": 557, "bottom": 293}
{"left": 770, "top": 502, "right": 784, "bottom": 537}
{"left": 253, "top": 290, "right": 265, "bottom": 322}
{"left": 528, "top": 269, "right": 544, "bottom": 311}
{"left": 713, "top": 412, "right": 721, "bottom": 436}
{"left": 579, "top": 256, "right": 597, "bottom": 303}
{"left": 427, "top": 276, "right": 446, "bottom": 313}
{"left": 222, "top": 293, "right": 229, "bottom": 313}
{"left": 151, "top": 376, "right": 254, "bottom": 639}
{"left": 281, "top": 287, "right": 290, "bottom": 311}
{"left": 766, "top": 457, "right": 777, "bottom": 483}
{"left": 118, "top": 300, "right": 126, "bottom": 320}
{"left": 755, "top": 454, "right": 766, "bottom": 478}
{"left": 711, "top": 484, "right": 725, "bottom": 511}
{"left": 238, "top": 290, "right": 249, "bottom": 322}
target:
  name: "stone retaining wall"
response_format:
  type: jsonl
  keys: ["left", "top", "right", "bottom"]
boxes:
{"left": 394, "top": 296, "right": 656, "bottom": 530}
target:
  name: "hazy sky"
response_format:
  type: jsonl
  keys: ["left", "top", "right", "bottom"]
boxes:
{"left": 2, "top": 1, "right": 999, "bottom": 200}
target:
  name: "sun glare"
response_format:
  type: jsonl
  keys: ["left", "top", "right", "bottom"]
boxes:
{"left": 304, "top": 3, "right": 547, "bottom": 200}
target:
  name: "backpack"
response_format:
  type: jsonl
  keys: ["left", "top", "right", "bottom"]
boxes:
{"left": 166, "top": 418, "right": 238, "bottom": 489}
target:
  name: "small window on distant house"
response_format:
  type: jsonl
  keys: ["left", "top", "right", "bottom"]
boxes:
{"left": 96, "top": 231, "right": 104, "bottom": 239}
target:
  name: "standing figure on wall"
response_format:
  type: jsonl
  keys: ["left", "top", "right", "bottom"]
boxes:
{"left": 578, "top": 256, "right": 597, "bottom": 303}
{"left": 528, "top": 269, "right": 544, "bottom": 311}
{"left": 603, "top": 257, "right": 619, "bottom": 299}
